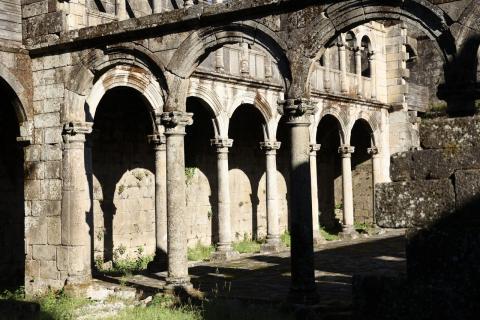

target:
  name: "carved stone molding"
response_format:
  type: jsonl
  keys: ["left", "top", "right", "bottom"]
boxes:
{"left": 211, "top": 138, "right": 233, "bottom": 149}
{"left": 278, "top": 99, "right": 317, "bottom": 126}
{"left": 367, "top": 146, "right": 379, "bottom": 156}
{"left": 338, "top": 145, "right": 355, "bottom": 157}
{"left": 62, "top": 122, "right": 93, "bottom": 145}
{"left": 260, "top": 141, "right": 281, "bottom": 154}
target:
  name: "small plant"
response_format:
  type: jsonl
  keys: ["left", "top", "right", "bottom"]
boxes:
{"left": 281, "top": 231, "right": 291, "bottom": 247}
{"left": 319, "top": 227, "right": 339, "bottom": 241}
{"left": 96, "top": 229, "right": 104, "bottom": 241}
{"left": 113, "top": 244, "right": 127, "bottom": 261}
{"left": 187, "top": 242, "right": 215, "bottom": 261}
{"left": 355, "top": 222, "right": 373, "bottom": 234}
{"left": 185, "top": 167, "right": 196, "bottom": 185}
{"left": 132, "top": 170, "right": 145, "bottom": 181}
{"left": 334, "top": 203, "right": 343, "bottom": 210}
{"left": 207, "top": 210, "right": 212, "bottom": 220}
{"left": 118, "top": 184, "right": 125, "bottom": 195}
{"left": 232, "top": 234, "right": 262, "bottom": 254}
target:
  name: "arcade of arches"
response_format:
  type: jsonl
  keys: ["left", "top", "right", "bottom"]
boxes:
{"left": 0, "top": 0, "right": 479, "bottom": 308}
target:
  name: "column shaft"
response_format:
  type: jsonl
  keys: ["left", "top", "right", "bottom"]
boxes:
{"left": 369, "top": 53, "right": 377, "bottom": 99}
{"left": 339, "top": 145, "right": 356, "bottom": 237}
{"left": 61, "top": 122, "right": 93, "bottom": 284}
{"left": 324, "top": 48, "right": 332, "bottom": 92}
{"left": 368, "top": 147, "right": 381, "bottom": 225}
{"left": 152, "top": 0, "right": 163, "bottom": 13}
{"left": 355, "top": 49, "right": 362, "bottom": 97}
{"left": 162, "top": 112, "right": 193, "bottom": 289}
{"left": 339, "top": 43, "right": 348, "bottom": 93}
{"left": 283, "top": 100, "right": 318, "bottom": 305}
{"left": 310, "top": 144, "right": 324, "bottom": 246}
{"left": 117, "top": 0, "right": 128, "bottom": 20}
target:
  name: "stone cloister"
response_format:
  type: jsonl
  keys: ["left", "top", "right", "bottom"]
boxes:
{"left": 0, "top": 0, "right": 479, "bottom": 305}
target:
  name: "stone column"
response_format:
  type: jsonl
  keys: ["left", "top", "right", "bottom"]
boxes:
{"left": 282, "top": 99, "right": 318, "bottom": 305}
{"left": 117, "top": 0, "right": 128, "bottom": 20}
{"left": 260, "top": 141, "right": 283, "bottom": 253}
{"left": 210, "top": 138, "right": 238, "bottom": 261}
{"left": 355, "top": 47, "right": 362, "bottom": 97}
{"left": 368, "top": 146, "right": 381, "bottom": 225}
{"left": 369, "top": 52, "right": 377, "bottom": 100}
{"left": 240, "top": 43, "right": 250, "bottom": 76}
{"left": 338, "top": 145, "right": 357, "bottom": 239}
{"left": 324, "top": 48, "right": 332, "bottom": 92}
{"left": 338, "top": 41, "right": 348, "bottom": 93}
{"left": 184, "top": 0, "right": 193, "bottom": 8}
{"left": 152, "top": 0, "right": 163, "bottom": 13}
{"left": 161, "top": 111, "right": 193, "bottom": 290}
{"left": 215, "top": 49, "right": 225, "bottom": 73}
{"left": 61, "top": 122, "right": 93, "bottom": 284}
{"left": 310, "top": 144, "right": 325, "bottom": 246}
{"left": 148, "top": 133, "right": 168, "bottom": 270}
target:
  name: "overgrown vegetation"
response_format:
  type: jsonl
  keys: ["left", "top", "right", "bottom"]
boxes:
{"left": 354, "top": 222, "right": 375, "bottom": 234}
{"left": 185, "top": 167, "right": 197, "bottom": 185}
{"left": 280, "top": 231, "right": 291, "bottom": 247}
{"left": 232, "top": 234, "right": 262, "bottom": 254}
{"left": 95, "top": 246, "right": 153, "bottom": 276}
{"left": 187, "top": 242, "right": 215, "bottom": 261}
{"left": 319, "top": 227, "right": 339, "bottom": 241}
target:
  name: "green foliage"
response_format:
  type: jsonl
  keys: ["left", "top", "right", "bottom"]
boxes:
{"left": 37, "top": 291, "right": 89, "bottom": 320}
{"left": 118, "top": 184, "right": 126, "bottom": 195}
{"left": 354, "top": 222, "right": 374, "bottom": 234}
{"left": 232, "top": 235, "right": 262, "bottom": 254}
{"left": 187, "top": 242, "right": 215, "bottom": 261}
{"left": 0, "top": 287, "right": 25, "bottom": 300}
{"left": 185, "top": 167, "right": 197, "bottom": 185}
{"left": 334, "top": 203, "right": 343, "bottom": 210}
{"left": 319, "top": 227, "right": 339, "bottom": 241}
{"left": 96, "top": 248, "right": 153, "bottom": 276}
{"left": 429, "top": 102, "right": 447, "bottom": 112}
{"left": 280, "top": 231, "right": 291, "bottom": 248}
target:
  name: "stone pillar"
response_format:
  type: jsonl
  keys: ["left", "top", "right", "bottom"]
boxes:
{"left": 210, "top": 138, "right": 238, "bottom": 261}
{"left": 338, "top": 145, "right": 358, "bottom": 239}
{"left": 355, "top": 47, "right": 362, "bottom": 97}
{"left": 184, "top": 0, "right": 193, "bottom": 8}
{"left": 369, "top": 52, "right": 377, "bottom": 100}
{"left": 338, "top": 41, "right": 348, "bottom": 93}
{"left": 61, "top": 122, "right": 93, "bottom": 285}
{"left": 240, "top": 43, "right": 250, "bottom": 76}
{"left": 324, "top": 48, "right": 332, "bottom": 92}
{"left": 152, "top": 0, "right": 163, "bottom": 13}
{"left": 148, "top": 133, "right": 168, "bottom": 270}
{"left": 368, "top": 146, "right": 381, "bottom": 225}
{"left": 161, "top": 111, "right": 193, "bottom": 290}
{"left": 310, "top": 144, "right": 325, "bottom": 246}
{"left": 282, "top": 99, "right": 318, "bottom": 305}
{"left": 260, "top": 141, "right": 284, "bottom": 253}
{"left": 265, "top": 56, "right": 273, "bottom": 80}
{"left": 215, "top": 49, "right": 225, "bottom": 73}
{"left": 117, "top": 0, "right": 128, "bottom": 20}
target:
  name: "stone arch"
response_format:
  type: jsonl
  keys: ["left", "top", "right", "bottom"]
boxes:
{"left": 301, "top": 0, "right": 457, "bottom": 98}
{"left": 187, "top": 85, "right": 228, "bottom": 138}
{"left": 66, "top": 46, "right": 167, "bottom": 126}
{"left": 314, "top": 107, "right": 347, "bottom": 145}
{"left": 0, "top": 64, "right": 31, "bottom": 126}
{"left": 350, "top": 112, "right": 379, "bottom": 148}
{"left": 166, "top": 21, "right": 292, "bottom": 111}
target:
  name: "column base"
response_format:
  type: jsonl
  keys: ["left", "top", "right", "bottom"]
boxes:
{"left": 261, "top": 238, "right": 286, "bottom": 253}
{"left": 210, "top": 248, "right": 239, "bottom": 262}
{"left": 339, "top": 225, "right": 359, "bottom": 240}
{"left": 164, "top": 276, "right": 193, "bottom": 293}
{"left": 287, "top": 285, "right": 319, "bottom": 306}
{"left": 312, "top": 233, "right": 327, "bottom": 247}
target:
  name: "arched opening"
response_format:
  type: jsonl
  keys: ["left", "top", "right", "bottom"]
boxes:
{"left": 0, "top": 77, "right": 25, "bottom": 290}
{"left": 184, "top": 97, "right": 217, "bottom": 247}
{"left": 350, "top": 119, "right": 375, "bottom": 225}
{"left": 229, "top": 104, "right": 266, "bottom": 241}
{"left": 91, "top": 87, "right": 156, "bottom": 268}
{"left": 316, "top": 115, "right": 343, "bottom": 232}
{"left": 361, "top": 36, "right": 372, "bottom": 78}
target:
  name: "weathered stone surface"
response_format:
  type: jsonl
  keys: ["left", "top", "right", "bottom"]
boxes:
{"left": 420, "top": 116, "right": 480, "bottom": 150}
{"left": 375, "top": 179, "right": 455, "bottom": 228}
{"left": 454, "top": 169, "right": 480, "bottom": 209}
{"left": 390, "top": 152, "right": 413, "bottom": 181}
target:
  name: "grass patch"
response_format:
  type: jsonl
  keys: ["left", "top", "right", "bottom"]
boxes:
{"left": 232, "top": 238, "right": 262, "bottom": 254}
{"left": 188, "top": 242, "right": 215, "bottom": 261}
{"left": 280, "top": 231, "right": 291, "bottom": 248}
{"left": 37, "top": 291, "right": 89, "bottom": 320}
{"left": 355, "top": 222, "right": 375, "bottom": 234}
{"left": 319, "top": 227, "right": 339, "bottom": 241}
{"left": 96, "top": 254, "right": 154, "bottom": 276}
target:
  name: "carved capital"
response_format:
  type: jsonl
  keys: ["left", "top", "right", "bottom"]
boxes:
{"left": 279, "top": 99, "right": 317, "bottom": 126}
{"left": 148, "top": 134, "right": 167, "bottom": 151}
{"left": 62, "top": 122, "right": 93, "bottom": 144}
{"left": 310, "top": 144, "right": 321, "bottom": 155}
{"left": 211, "top": 138, "right": 233, "bottom": 149}
{"left": 260, "top": 141, "right": 281, "bottom": 154}
{"left": 338, "top": 145, "right": 355, "bottom": 157}
{"left": 367, "top": 146, "right": 379, "bottom": 156}
{"left": 161, "top": 111, "right": 193, "bottom": 136}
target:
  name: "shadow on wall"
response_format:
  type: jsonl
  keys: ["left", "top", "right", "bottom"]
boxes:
{"left": 89, "top": 87, "right": 156, "bottom": 265}
{"left": 354, "top": 196, "right": 480, "bottom": 320}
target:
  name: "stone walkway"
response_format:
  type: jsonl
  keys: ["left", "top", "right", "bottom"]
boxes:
{"left": 96, "top": 230, "right": 406, "bottom": 312}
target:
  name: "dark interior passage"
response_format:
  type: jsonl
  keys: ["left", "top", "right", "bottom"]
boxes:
{"left": 91, "top": 87, "right": 155, "bottom": 264}
{"left": 0, "top": 78, "right": 24, "bottom": 289}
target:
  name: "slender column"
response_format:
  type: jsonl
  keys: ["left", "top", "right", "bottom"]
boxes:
{"left": 161, "top": 111, "right": 193, "bottom": 290}
{"left": 61, "top": 122, "right": 93, "bottom": 284}
{"left": 260, "top": 141, "right": 284, "bottom": 253}
{"left": 184, "top": 0, "right": 193, "bottom": 8}
{"left": 240, "top": 43, "right": 250, "bottom": 76}
{"left": 368, "top": 146, "right": 381, "bottom": 225}
{"left": 116, "top": 0, "right": 128, "bottom": 20}
{"left": 152, "top": 0, "right": 163, "bottom": 13}
{"left": 355, "top": 47, "right": 362, "bottom": 97}
{"left": 369, "top": 52, "right": 377, "bottom": 100}
{"left": 338, "top": 145, "right": 357, "bottom": 239}
{"left": 310, "top": 144, "right": 325, "bottom": 246}
{"left": 282, "top": 99, "right": 318, "bottom": 305}
{"left": 323, "top": 48, "right": 332, "bottom": 92}
{"left": 210, "top": 138, "right": 238, "bottom": 261}
{"left": 147, "top": 133, "right": 168, "bottom": 271}
{"left": 215, "top": 49, "right": 225, "bottom": 73}
{"left": 265, "top": 56, "right": 273, "bottom": 80}
{"left": 338, "top": 41, "right": 348, "bottom": 93}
